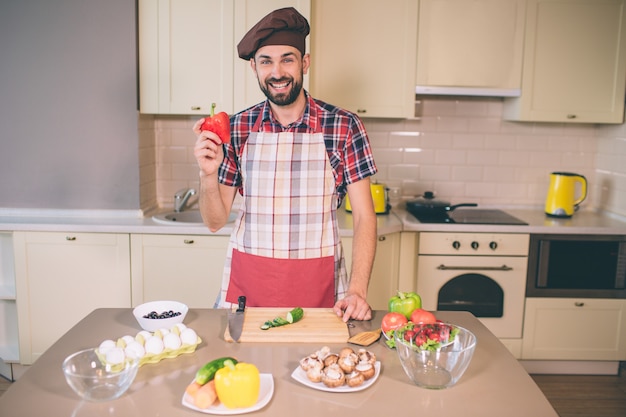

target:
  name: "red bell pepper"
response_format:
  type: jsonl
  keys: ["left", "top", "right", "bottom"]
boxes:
{"left": 200, "top": 103, "right": 231, "bottom": 144}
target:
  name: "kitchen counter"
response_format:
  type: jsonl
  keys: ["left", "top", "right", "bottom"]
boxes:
{"left": 0, "top": 308, "right": 558, "bottom": 417}
{"left": 1, "top": 206, "right": 624, "bottom": 237}
{"left": 398, "top": 207, "right": 626, "bottom": 235}
{"left": 0, "top": 208, "right": 404, "bottom": 237}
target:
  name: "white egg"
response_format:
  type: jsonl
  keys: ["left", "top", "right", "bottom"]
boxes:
{"left": 98, "top": 339, "right": 116, "bottom": 355}
{"left": 174, "top": 323, "right": 187, "bottom": 334}
{"left": 163, "top": 332, "right": 182, "bottom": 350}
{"left": 180, "top": 328, "right": 198, "bottom": 346}
{"left": 121, "top": 335, "right": 135, "bottom": 346}
{"left": 154, "top": 328, "right": 170, "bottom": 339}
{"left": 144, "top": 336, "right": 164, "bottom": 355}
{"left": 105, "top": 347, "right": 126, "bottom": 365}
{"left": 136, "top": 330, "right": 152, "bottom": 345}
{"left": 124, "top": 341, "right": 146, "bottom": 359}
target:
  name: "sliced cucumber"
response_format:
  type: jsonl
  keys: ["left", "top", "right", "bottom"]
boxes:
{"left": 286, "top": 307, "right": 304, "bottom": 323}
{"left": 260, "top": 307, "right": 304, "bottom": 330}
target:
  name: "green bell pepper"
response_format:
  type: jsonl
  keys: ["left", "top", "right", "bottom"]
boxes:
{"left": 388, "top": 291, "right": 422, "bottom": 319}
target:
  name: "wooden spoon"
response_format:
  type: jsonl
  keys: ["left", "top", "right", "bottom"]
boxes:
{"left": 348, "top": 328, "right": 382, "bottom": 346}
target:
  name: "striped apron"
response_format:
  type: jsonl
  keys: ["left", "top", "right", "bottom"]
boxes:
{"left": 217, "top": 115, "right": 348, "bottom": 308}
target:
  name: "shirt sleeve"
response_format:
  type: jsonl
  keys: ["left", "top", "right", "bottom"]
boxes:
{"left": 218, "top": 142, "right": 241, "bottom": 187}
{"left": 343, "top": 114, "right": 377, "bottom": 185}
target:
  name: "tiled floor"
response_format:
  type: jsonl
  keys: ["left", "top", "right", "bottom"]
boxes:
{"left": 530, "top": 362, "right": 626, "bottom": 417}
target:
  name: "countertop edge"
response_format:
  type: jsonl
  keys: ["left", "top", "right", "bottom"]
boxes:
{"left": 0, "top": 209, "right": 405, "bottom": 237}
{"left": 1, "top": 207, "right": 625, "bottom": 236}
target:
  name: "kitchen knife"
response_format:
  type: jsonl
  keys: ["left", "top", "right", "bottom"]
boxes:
{"left": 228, "top": 295, "right": 246, "bottom": 342}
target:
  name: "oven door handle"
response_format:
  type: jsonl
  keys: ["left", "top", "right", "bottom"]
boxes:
{"left": 437, "top": 264, "right": 514, "bottom": 271}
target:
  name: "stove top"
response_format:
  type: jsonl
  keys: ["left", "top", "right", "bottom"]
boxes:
{"left": 411, "top": 209, "right": 528, "bottom": 225}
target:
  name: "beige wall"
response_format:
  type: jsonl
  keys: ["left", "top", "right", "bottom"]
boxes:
{"left": 144, "top": 97, "right": 624, "bottom": 216}
{"left": 596, "top": 123, "right": 626, "bottom": 217}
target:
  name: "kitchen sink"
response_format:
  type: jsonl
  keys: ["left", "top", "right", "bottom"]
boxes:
{"left": 152, "top": 210, "right": 236, "bottom": 226}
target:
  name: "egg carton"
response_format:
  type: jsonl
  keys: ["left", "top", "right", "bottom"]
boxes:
{"left": 139, "top": 337, "right": 201, "bottom": 366}
{"left": 96, "top": 324, "right": 202, "bottom": 369}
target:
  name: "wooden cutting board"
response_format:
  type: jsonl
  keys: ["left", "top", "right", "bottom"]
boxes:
{"left": 224, "top": 307, "right": 349, "bottom": 343}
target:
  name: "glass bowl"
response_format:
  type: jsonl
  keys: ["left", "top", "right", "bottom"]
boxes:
{"left": 62, "top": 348, "right": 139, "bottom": 402}
{"left": 394, "top": 322, "right": 476, "bottom": 389}
{"left": 132, "top": 300, "right": 188, "bottom": 332}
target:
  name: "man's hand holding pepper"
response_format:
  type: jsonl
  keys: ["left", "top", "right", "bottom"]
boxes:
{"left": 193, "top": 120, "right": 225, "bottom": 178}
{"left": 193, "top": 103, "right": 231, "bottom": 178}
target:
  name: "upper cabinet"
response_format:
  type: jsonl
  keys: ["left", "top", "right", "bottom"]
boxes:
{"left": 309, "top": 0, "right": 418, "bottom": 118}
{"left": 503, "top": 0, "right": 626, "bottom": 124}
{"left": 139, "top": 0, "right": 310, "bottom": 115}
{"left": 416, "top": 0, "right": 526, "bottom": 96}
{"left": 138, "top": 0, "right": 234, "bottom": 115}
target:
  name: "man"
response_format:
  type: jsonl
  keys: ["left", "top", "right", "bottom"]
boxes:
{"left": 193, "top": 7, "right": 377, "bottom": 322}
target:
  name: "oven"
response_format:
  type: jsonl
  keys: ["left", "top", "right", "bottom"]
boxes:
{"left": 416, "top": 232, "right": 530, "bottom": 339}
{"left": 526, "top": 234, "right": 626, "bottom": 298}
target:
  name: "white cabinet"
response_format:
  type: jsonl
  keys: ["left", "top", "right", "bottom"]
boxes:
{"left": 130, "top": 234, "right": 229, "bottom": 308}
{"left": 138, "top": 0, "right": 235, "bottom": 115}
{"left": 139, "top": 0, "right": 311, "bottom": 115}
{"left": 369, "top": 233, "right": 401, "bottom": 310}
{"left": 342, "top": 233, "right": 400, "bottom": 310}
{"left": 0, "top": 233, "right": 18, "bottom": 365}
{"left": 13, "top": 232, "right": 131, "bottom": 364}
{"left": 503, "top": 0, "right": 626, "bottom": 123}
{"left": 416, "top": 0, "right": 525, "bottom": 95}
{"left": 309, "top": 0, "right": 418, "bottom": 118}
{"left": 397, "top": 232, "right": 418, "bottom": 293}
{"left": 522, "top": 298, "right": 626, "bottom": 360}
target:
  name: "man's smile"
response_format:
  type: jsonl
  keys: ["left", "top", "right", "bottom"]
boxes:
{"left": 268, "top": 79, "right": 292, "bottom": 91}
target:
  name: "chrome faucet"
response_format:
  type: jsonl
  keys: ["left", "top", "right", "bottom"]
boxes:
{"left": 174, "top": 188, "right": 197, "bottom": 212}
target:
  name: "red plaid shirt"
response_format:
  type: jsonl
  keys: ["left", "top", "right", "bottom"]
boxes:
{"left": 218, "top": 92, "right": 377, "bottom": 206}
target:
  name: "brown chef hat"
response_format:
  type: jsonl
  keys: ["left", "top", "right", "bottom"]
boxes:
{"left": 237, "top": 7, "right": 310, "bottom": 61}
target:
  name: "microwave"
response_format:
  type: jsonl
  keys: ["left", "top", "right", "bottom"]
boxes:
{"left": 526, "top": 234, "right": 626, "bottom": 299}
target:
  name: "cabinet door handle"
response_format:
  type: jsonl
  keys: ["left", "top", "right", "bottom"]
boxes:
{"left": 65, "top": 236, "right": 77, "bottom": 241}
{"left": 378, "top": 236, "right": 386, "bottom": 242}
{"left": 574, "top": 302, "right": 585, "bottom": 307}
{"left": 183, "top": 239, "right": 194, "bottom": 245}
{"left": 437, "top": 264, "right": 513, "bottom": 271}
{"left": 191, "top": 106, "right": 201, "bottom": 111}
{"left": 357, "top": 109, "right": 367, "bottom": 114}
{"left": 566, "top": 114, "right": 577, "bottom": 119}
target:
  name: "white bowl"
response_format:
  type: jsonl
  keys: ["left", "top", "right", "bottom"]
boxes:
{"left": 62, "top": 348, "right": 139, "bottom": 402}
{"left": 133, "top": 300, "right": 188, "bottom": 332}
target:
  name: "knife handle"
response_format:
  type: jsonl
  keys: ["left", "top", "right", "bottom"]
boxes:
{"left": 236, "top": 296, "right": 246, "bottom": 312}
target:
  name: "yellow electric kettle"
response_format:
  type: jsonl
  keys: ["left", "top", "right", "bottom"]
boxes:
{"left": 545, "top": 172, "right": 587, "bottom": 217}
{"left": 345, "top": 182, "right": 389, "bottom": 214}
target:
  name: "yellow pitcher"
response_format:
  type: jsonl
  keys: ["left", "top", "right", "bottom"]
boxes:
{"left": 544, "top": 172, "right": 587, "bottom": 217}
{"left": 345, "top": 182, "right": 389, "bottom": 214}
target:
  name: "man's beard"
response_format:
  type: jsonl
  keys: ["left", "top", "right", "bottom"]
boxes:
{"left": 259, "top": 76, "right": 303, "bottom": 106}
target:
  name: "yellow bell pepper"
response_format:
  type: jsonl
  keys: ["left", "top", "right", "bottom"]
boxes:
{"left": 214, "top": 362, "right": 260, "bottom": 409}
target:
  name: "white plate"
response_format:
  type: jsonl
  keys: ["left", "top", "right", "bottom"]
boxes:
{"left": 291, "top": 362, "right": 380, "bottom": 393}
{"left": 181, "top": 374, "right": 273, "bottom": 415}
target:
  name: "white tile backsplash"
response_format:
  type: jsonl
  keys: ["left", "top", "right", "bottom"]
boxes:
{"left": 146, "top": 97, "right": 625, "bottom": 214}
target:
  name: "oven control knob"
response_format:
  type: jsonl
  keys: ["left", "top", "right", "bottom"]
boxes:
{"left": 471, "top": 241, "right": 479, "bottom": 250}
{"left": 489, "top": 241, "right": 498, "bottom": 250}
{"left": 452, "top": 241, "right": 461, "bottom": 250}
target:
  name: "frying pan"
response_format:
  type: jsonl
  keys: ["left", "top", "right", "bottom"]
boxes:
{"left": 406, "top": 191, "right": 477, "bottom": 218}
